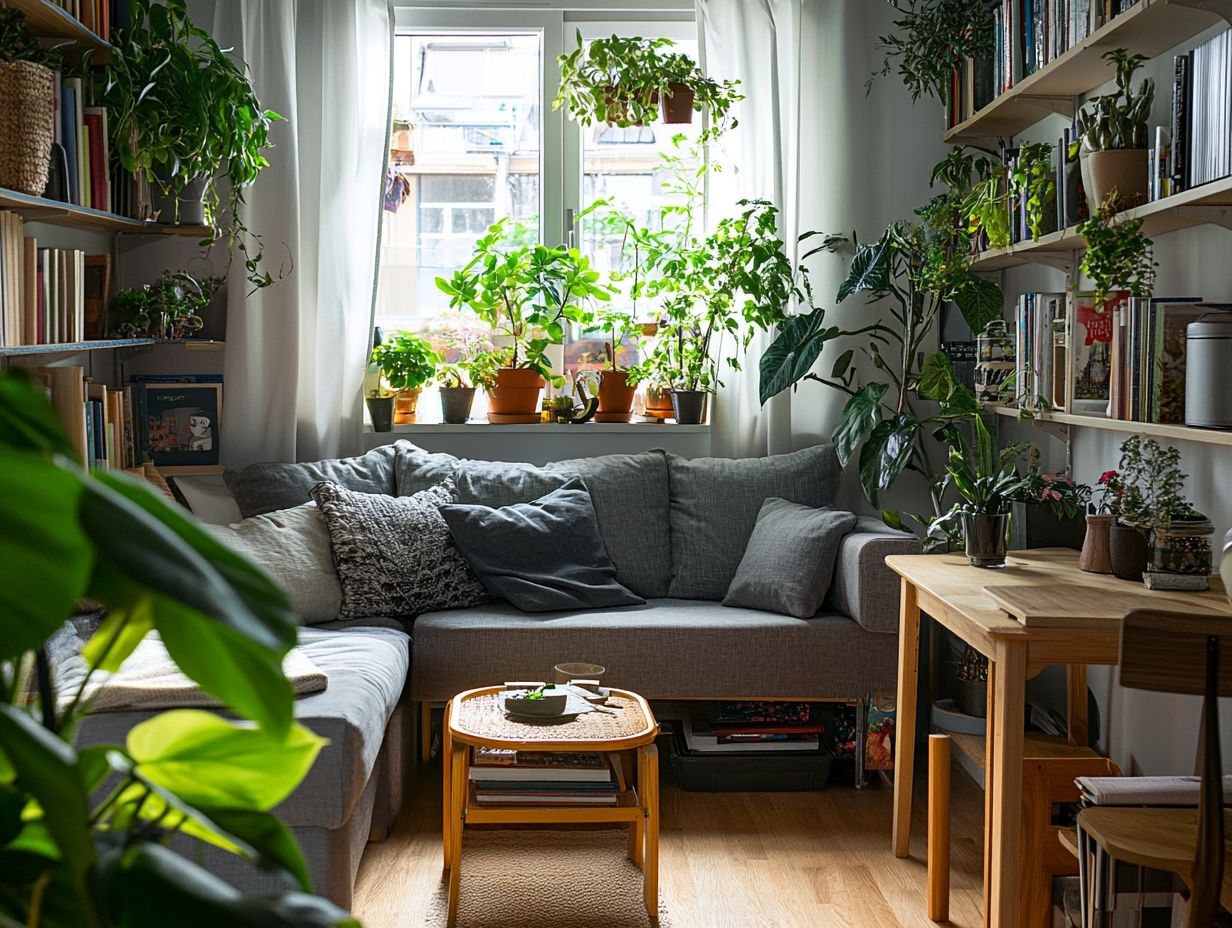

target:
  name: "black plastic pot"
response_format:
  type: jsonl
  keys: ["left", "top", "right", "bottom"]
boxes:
{"left": 670, "top": 389, "right": 707, "bottom": 425}
{"left": 1108, "top": 523, "right": 1150, "bottom": 581}
{"left": 962, "top": 512, "right": 1009, "bottom": 568}
{"left": 439, "top": 386, "right": 476, "bottom": 425}
{"left": 366, "top": 395, "right": 394, "bottom": 432}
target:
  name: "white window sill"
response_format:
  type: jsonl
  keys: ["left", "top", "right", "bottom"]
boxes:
{"left": 367, "top": 420, "right": 710, "bottom": 435}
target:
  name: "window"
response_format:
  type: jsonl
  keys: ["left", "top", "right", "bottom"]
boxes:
{"left": 376, "top": 7, "right": 700, "bottom": 418}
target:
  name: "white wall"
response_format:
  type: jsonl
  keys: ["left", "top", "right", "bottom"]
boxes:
{"left": 1000, "top": 21, "right": 1232, "bottom": 776}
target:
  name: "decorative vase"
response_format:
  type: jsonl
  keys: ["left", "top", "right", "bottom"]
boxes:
{"left": 1108, "top": 523, "right": 1150, "bottom": 581}
{"left": 644, "top": 387, "right": 674, "bottom": 420}
{"left": 393, "top": 387, "right": 422, "bottom": 425}
{"left": 487, "top": 367, "right": 544, "bottom": 424}
{"left": 1079, "top": 513, "right": 1115, "bottom": 574}
{"left": 961, "top": 512, "right": 1009, "bottom": 568}
{"left": 669, "top": 389, "right": 707, "bottom": 425}
{"left": 439, "top": 386, "right": 476, "bottom": 425}
{"left": 595, "top": 369, "right": 636, "bottom": 423}
{"left": 1087, "top": 149, "right": 1149, "bottom": 209}
{"left": 660, "top": 82, "right": 696, "bottom": 123}
{"left": 365, "top": 396, "right": 394, "bottom": 433}
{"left": 958, "top": 678, "right": 988, "bottom": 718}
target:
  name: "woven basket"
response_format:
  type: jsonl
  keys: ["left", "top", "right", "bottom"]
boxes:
{"left": 0, "top": 60, "right": 55, "bottom": 197}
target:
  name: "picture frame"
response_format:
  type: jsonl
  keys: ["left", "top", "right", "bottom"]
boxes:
{"left": 137, "top": 381, "right": 223, "bottom": 473}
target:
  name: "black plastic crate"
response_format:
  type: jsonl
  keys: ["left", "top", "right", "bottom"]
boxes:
{"left": 667, "top": 729, "right": 835, "bottom": 792}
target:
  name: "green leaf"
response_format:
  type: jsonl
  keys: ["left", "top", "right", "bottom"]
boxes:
{"left": 951, "top": 274, "right": 1004, "bottom": 334}
{"left": 82, "top": 602, "right": 155, "bottom": 672}
{"left": 881, "top": 509, "right": 905, "bottom": 531}
{"left": 0, "top": 452, "right": 92, "bottom": 661}
{"left": 127, "top": 711, "right": 326, "bottom": 811}
{"left": 917, "top": 352, "right": 960, "bottom": 402}
{"left": 757, "top": 310, "right": 840, "bottom": 404}
{"left": 857, "top": 415, "right": 921, "bottom": 506}
{"left": 0, "top": 370, "right": 79, "bottom": 458}
{"left": 831, "top": 348, "right": 854, "bottom": 380}
{"left": 832, "top": 383, "right": 888, "bottom": 467}
{"left": 836, "top": 235, "right": 891, "bottom": 303}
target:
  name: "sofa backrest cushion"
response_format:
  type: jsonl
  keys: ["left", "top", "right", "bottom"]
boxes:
{"left": 666, "top": 444, "right": 839, "bottom": 600}
{"left": 224, "top": 442, "right": 406, "bottom": 518}
{"left": 396, "top": 446, "right": 575, "bottom": 506}
{"left": 549, "top": 451, "right": 671, "bottom": 599}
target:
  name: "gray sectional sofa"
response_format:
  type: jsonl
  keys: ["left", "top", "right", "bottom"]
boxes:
{"left": 72, "top": 440, "right": 919, "bottom": 909}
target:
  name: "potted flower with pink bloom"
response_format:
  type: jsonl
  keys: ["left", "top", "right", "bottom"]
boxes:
{"left": 1009, "top": 448, "right": 1093, "bottom": 551}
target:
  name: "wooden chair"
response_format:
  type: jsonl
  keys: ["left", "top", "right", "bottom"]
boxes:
{"left": 1076, "top": 609, "right": 1232, "bottom": 926}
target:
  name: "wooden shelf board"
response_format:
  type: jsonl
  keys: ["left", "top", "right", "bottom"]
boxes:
{"left": 0, "top": 339, "right": 224, "bottom": 357}
{"left": 0, "top": 188, "right": 215, "bottom": 236}
{"left": 6, "top": 0, "right": 111, "bottom": 59}
{"left": 989, "top": 404, "right": 1232, "bottom": 446}
{"left": 946, "top": 0, "right": 1232, "bottom": 143}
{"left": 939, "top": 727, "right": 1100, "bottom": 771}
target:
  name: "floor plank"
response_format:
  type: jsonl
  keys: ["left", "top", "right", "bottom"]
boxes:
{"left": 354, "top": 757, "right": 986, "bottom": 927}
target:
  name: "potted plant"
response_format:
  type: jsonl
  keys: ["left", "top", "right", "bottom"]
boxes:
{"left": 1010, "top": 141, "right": 1057, "bottom": 241}
{"left": 1073, "top": 49, "right": 1153, "bottom": 208}
{"left": 436, "top": 218, "right": 614, "bottom": 423}
{"left": 365, "top": 386, "right": 395, "bottom": 432}
{"left": 93, "top": 0, "right": 283, "bottom": 290}
{"left": 1010, "top": 449, "right": 1092, "bottom": 550}
{"left": 109, "top": 270, "right": 221, "bottom": 340}
{"left": 434, "top": 324, "right": 496, "bottom": 424}
{"left": 372, "top": 331, "right": 440, "bottom": 424}
{"left": 554, "top": 32, "right": 742, "bottom": 142}
{"left": 1107, "top": 435, "right": 1190, "bottom": 581}
{"left": 1078, "top": 200, "right": 1156, "bottom": 309}
{"left": 871, "top": 0, "right": 996, "bottom": 106}
{"left": 1081, "top": 470, "right": 1121, "bottom": 574}
{"left": 955, "top": 644, "right": 988, "bottom": 718}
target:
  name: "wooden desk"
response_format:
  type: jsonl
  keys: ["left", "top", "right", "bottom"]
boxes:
{"left": 887, "top": 549, "right": 1230, "bottom": 928}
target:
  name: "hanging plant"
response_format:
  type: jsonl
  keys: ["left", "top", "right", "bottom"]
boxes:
{"left": 1078, "top": 197, "right": 1156, "bottom": 309}
{"left": 1010, "top": 141, "right": 1057, "bottom": 241}
{"left": 871, "top": 0, "right": 998, "bottom": 105}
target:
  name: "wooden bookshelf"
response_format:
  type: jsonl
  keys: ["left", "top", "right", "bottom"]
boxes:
{"left": 988, "top": 404, "right": 1232, "bottom": 447}
{"left": 946, "top": 0, "right": 1232, "bottom": 144}
{"left": 970, "top": 174, "right": 1232, "bottom": 270}
{"left": 6, "top": 0, "right": 111, "bottom": 59}
{"left": 0, "top": 339, "right": 225, "bottom": 358}
{"left": 0, "top": 188, "right": 215, "bottom": 236}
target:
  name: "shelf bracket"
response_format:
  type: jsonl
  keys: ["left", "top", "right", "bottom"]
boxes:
{"left": 1160, "top": 205, "right": 1232, "bottom": 232}
{"left": 1033, "top": 253, "right": 1078, "bottom": 272}
{"left": 1030, "top": 417, "right": 1070, "bottom": 443}
{"left": 1169, "top": 0, "right": 1232, "bottom": 26}
{"left": 1015, "top": 95, "right": 1077, "bottom": 119}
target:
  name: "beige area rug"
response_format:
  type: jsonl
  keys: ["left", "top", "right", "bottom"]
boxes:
{"left": 424, "top": 830, "right": 671, "bottom": 927}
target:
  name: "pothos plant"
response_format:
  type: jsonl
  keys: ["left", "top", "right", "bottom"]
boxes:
{"left": 1010, "top": 142, "right": 1057, "bottom": 241}
{"left": 0, "top": 370, "right": 357, "bottom": 928}
{"left": 91, "top": 0, "right": 285, "bottom": 291}
{"left": 1077, "top": 197, "right": 1156, "bottom": 309}
{"left": 870, "top": 0, "right": 998, "bottom": 104}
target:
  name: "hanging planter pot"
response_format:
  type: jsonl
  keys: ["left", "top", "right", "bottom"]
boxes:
{"left": 660, "top": 82, "right": 696, "bottom": 123}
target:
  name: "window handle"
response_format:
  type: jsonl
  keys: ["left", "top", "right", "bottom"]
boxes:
{"left": 565, "top": 208, "right": 576, "bottom": 248}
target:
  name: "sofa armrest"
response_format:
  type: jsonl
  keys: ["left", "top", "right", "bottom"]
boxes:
{"left": 830, "top": 517, "right": 922, "bottom": 634}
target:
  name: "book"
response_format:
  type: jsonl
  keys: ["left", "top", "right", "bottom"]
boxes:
{"left": 1068, "top": 291, "right": 1126, "bottom": 412}
{"left": 473, "top": 791, "right": 618, "bottom": 805}
{"left": 469, "top": 749, "right": 614, "bottom": 783}
{"left": 31, "top": 366, "right": 88, "bottom": 465}
{"left": 682, "top": 716, "right": 821, "bottom": 754}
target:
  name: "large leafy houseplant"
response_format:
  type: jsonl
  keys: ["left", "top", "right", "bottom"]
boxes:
{"left": 0, "top": 370, "right": 357, "bottom": 927}
{"left": 871, "top": 0, "right": 997, "bottom": 104}
{"left": 92, "top": 0, "right": 283, "bottom": 289}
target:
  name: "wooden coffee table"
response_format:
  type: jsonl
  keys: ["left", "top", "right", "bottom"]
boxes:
{"left": 442, "top": 685, "right": 661, "bottom": 926}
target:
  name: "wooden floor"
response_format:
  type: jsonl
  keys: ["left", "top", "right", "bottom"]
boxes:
{"left": 353, "top": 756, "right": 987, "bottom": 927}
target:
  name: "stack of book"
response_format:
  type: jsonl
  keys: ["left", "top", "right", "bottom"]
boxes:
{"left": 681, "top": 702, "right": 823, "bottom": 754}
{"left": 1014, "top": 291, "right": 1067, "bottom": 411}
{"left": 468, "top": 749, "right": 622, "bottom": 805}
{"left": 1166, "top": 28, "right": 1232, "bottom": 195}
{"left": 1108, "top": 297, "right": 1216, "bottom": 424}
{"left": 29, "top": 366, "right": 136, "bottom": 470}
{"left": 0, "top": 211, "right": 101, "bottom": 347}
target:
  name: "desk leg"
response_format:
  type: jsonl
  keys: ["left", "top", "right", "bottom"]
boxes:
{"left": 441, "top": 702, "right": 452, "bottom": 870}
{"left": 893, "top": 577, "right": 921, "bottom": 857}
{"left": 446, "top": 743, "right": 466, "bottom": 928}
{"left": 639, "top": 743, "right": 660, "bottom": 922}
{"left": 988, "top": 641, "right": 1027, "bottom": 928}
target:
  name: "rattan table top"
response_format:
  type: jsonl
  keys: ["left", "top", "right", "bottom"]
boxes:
{"left": 447, "top": 686, "right": 658, "bottom": 751}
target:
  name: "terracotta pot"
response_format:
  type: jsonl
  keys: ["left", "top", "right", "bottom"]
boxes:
{"left": 595, "top": 369, "right": 637, "bottom": 423}
{"left": 487, "top": 368, "right": 544, "bottom": 424}
{"left": 393, "top": 387, "right": 421, "bottom": 425}
{"left": 670, "top": 389, "right": 708, "bottom": 425}
{"left": 640, "top": 322, "right": 660, "bottom": 337}
{"left": 439, "top": 386, "right": 476, "bottom": 425}
{"left": 1087, "top": 149, "right": 1148, "bottom": 209}
{"left": 365, "top": 396, "right": 394, "bottom": 433}
{"left": 1079, "top": 513, "right": 1115, "bottom": 574}
{"left": 1108, "top": 523, "right": 1150, "bottom": 581}
{"left": 644, "top": 387, "right": 674, "bottom": 420}
{"left": 661, "top": 82, "right": 695, "bottom": 123}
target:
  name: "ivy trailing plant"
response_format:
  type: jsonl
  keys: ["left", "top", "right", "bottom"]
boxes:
{"left": 91, "top": 0, "right": 285, "bottom": 291}
{"left": 870, "top": 0, "right": 998, "bottom": 104}
{"left": 1074, "top": 49, "right": 1153, "bottom": 152}
{"left": 0, "top": 369, "right": 358, "bottom": 928}
{"left": 1010, "top": 141, "right": 1057, "bottom": 240}
{"left": 1077, "top": 197, "right": 1156, "bottom": 308}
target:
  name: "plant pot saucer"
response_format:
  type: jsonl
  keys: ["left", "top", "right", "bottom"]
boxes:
{"left": 593, "top": 411, "right": 633, "bottom": 423}
{"left": 487, "top": 412, "right": 541, "bottom": 424}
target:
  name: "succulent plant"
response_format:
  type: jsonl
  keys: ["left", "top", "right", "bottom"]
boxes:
{"left": 1075, "top": 49, "right": 1154, "bottom": 152}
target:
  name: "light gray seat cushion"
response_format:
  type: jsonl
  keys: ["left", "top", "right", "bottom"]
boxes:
{"left": 74, "top": 626, "right": 409, "bottom": 830}
{"left": 410, "top": 599, "right": 898, "bottom": 702}
{"left": 224, "top": 442, "right": 409, "bottom": 518}
{"left": 666, "top": 444, "right": 839, "bottom": 600}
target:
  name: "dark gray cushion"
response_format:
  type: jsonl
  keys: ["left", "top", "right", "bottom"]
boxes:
{"left": 440, "top": 477, "right": 644, "bottom": 613}
{"left": 548, "top": 451, "right": 671, "bottom": 599}
{"left": 723, "top": 499, "right": 857, "bottom": 618}
{"left": 311, "top": 479, "right": 487, "bottom": 620}
{"left": 409, "top": 599, "right": 898, "bottom": 702}
{"left": 666, "top": 444, "right": 839, "bottom": 600}
{"left": 396, "top": 445, "right": 575, "bottom": 506}
{"left": 225, "top": 442, "right": 407, "bottom": 518}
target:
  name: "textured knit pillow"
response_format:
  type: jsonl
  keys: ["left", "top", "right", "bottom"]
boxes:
{"left": 311, "top": 479, "right": 487, "bottom": 619}
{"left": 722, "top": 498, "right": 858, "bottom": 619}
{"left": 440, "top": 477, "right": 645, "bottom": 612}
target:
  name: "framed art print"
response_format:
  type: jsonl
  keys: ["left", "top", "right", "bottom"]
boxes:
{"left": 138, "top": 381, "right": 223, "bottom": 473}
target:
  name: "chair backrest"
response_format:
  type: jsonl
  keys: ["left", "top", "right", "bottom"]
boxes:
{"left": 1120, "top": 610, "right": 1232, "bottom": 927}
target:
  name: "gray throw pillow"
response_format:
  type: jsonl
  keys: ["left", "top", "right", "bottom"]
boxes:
{"left": 723, "top": 499, "right": 858, "bottom": 619}
{"left": 226, "top": 442, "right": 409, "bottom": 518}
{"left": 311, "top": 479, "right": 487, "bottom": 620}
{"left": 440, "top": 477, "right": 645, "bottom": 613}
{"left": 396, "top": 446, "right": 576, "bottom": 507}
{"left": 199, "top": 502, "right": 342, "bottom": 625}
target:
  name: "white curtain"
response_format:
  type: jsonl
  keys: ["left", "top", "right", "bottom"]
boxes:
{"left": 698, "top": 0, "right": 948, "bottom": 461}
{"left": 210, "top": 0, "right": 393, "bottom": 466}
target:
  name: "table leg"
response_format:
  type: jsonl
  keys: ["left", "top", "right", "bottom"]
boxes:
{"left": 639, "top": 743, "right": 660, "bottom": 922}
{"left": 983, "top": 660, "right": 997, "bottom": 928}
{"left": 446, "top": 742, "right": 466, "bottom": 927}
{"left": 441, "top": 702, "right": 452, "bottom": 870}
{"left": 1066, "top": 664, "right": 1089, "bottom": 747}
{"left": 988, "top": 641, "right": 1027, "bottom": 928}
{"left": 893, "top": 577, "right": 922, "bottom": 857}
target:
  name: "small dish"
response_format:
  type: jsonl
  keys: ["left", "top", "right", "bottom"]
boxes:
{"left": 504, "top": 691, "right": 569, "bottom": 718}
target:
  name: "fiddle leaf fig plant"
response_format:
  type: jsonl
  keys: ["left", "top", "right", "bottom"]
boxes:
{"left": 1074, "top": 49, "right": 1153, "bottom": 152}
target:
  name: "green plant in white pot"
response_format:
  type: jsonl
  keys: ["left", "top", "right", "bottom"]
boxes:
{"left": 1073, "top": 49, "right": 1154, "bottom": 208}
